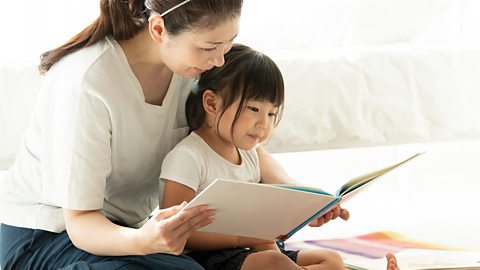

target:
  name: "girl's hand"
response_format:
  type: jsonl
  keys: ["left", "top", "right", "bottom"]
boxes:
{"left": 136, "top": 202, "right": 215, "bottom": 255}
{"left": 308, "top": 205, "right": 350, "bottom": 227}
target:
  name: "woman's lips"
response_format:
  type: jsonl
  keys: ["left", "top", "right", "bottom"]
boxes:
{"left": 194, "top": 67, "right": 207, "bottom": 74}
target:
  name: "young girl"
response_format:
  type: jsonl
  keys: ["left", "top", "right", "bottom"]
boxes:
{"left": 160, "top": 44, "right": 346, "bottom": 270}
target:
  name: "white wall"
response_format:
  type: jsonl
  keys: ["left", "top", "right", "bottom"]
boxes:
{"left": 238, "top": 0, "right": 480, "bottom": 51}
{"left": 3, "top": 0, "right": 479, "bottom": 66}
{"left": 0, "top": 0, "right": 99, "bottom": 66}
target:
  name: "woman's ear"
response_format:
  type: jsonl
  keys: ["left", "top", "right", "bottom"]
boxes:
{"left": 203, "top": 90, "right": 220, "bottom": 117}
{"left": 148, "top": 14, "right": 167, "bottom": 43}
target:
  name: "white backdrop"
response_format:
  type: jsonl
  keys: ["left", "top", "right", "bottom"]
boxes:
{"left": 2, "top": 0, "right": 479, "bottom": 66}
{"left": 0, "top": 1, "right": 99, "bottom": 66}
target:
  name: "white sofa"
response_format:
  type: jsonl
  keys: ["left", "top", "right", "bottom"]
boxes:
{"left": 238, "top": 0, "right": 480, "bottom": 152}
{"left": 2, "top": 42, "right": 480, "bottom": 168}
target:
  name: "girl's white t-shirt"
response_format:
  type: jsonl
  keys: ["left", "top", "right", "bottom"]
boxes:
{"left": 0, "top": 36, "right": 191, "bottom": 232}
{"left": 160, "top": 132, "right": 261, "bottom": 194}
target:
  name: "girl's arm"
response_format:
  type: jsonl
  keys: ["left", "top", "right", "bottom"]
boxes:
{"left": 162, "top": 180, "right": 274, "bottom": 250}
{"left": 63, "top": 203, "right": 213, "bottom": 256}
{"left": 256, "top": 145, "right": 296, "bottom": 184}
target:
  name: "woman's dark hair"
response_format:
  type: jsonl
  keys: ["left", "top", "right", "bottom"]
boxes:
{"left": 186, "top": 44, "right": 285, "bottom": 137}
{"left": 38, "top": 0, "right": 243, "bottom": 74}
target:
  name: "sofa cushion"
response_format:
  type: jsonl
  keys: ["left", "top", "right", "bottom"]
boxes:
{"left": 0, "top": 65, "right": 42, "bottom": 169}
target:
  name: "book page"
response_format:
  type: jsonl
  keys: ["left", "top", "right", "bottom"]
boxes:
{"left": 270, "top": 184, "right": 332, "bottom": 196}
{"left": 336, "top": 152, "right": 424, "bottom": 198}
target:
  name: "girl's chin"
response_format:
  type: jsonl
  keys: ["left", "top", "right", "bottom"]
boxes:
{"left": 236, "top": 142, "right": 260, "bottom": 151}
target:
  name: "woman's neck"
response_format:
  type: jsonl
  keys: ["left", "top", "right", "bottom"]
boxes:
{"left": 119, "top": 29, "right": 172, "bottom": 106}
{"left": 119, "top": 28, "right": 161, "bottom": 66}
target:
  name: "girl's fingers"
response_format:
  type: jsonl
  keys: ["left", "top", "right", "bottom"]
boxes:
{"left": 323, "top": 210, "right": 334, "bottom": 222}
{"left": 309, "top": 216, "right": 325, "bottom": 227}
{"left": 331, "top": 206, "right": 341, "bottom": 219}
{"left": 340, "top": 208, "right": 350, "bottom": 220}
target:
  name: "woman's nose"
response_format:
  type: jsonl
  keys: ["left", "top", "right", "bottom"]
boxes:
{"left": 210, "top": 45, "right": 227, "bottom": 67}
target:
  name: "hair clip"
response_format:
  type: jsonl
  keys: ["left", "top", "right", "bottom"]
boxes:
{"left": 191, "top": 79, "right": 200, "bottom": 94}
{"left": 160, "top": 0, "right": 192, "bottom": 17}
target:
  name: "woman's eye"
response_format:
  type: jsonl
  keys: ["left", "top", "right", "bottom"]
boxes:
{"left": 247, "top": 106, "right": 259, "bottom": 112}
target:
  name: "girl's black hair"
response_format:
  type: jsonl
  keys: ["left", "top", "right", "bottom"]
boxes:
{"left": 39, "top": 0, "right": 243, "bottom": 74}
{"left": 186, "top": 44, "right": 285, "bottom": 137}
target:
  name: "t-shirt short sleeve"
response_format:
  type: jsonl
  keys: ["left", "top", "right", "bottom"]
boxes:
{"left": 41, "top": 85, "right": 112, "bottom": 210}
{"left": 160, "top": 145, "right": 203, "bottom": 192}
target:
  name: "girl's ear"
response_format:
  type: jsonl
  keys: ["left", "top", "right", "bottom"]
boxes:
{"left": 203, "top": 90, "right": 220, "bottom": 117}
{"left": 148, "top": 14, "right": 167, "bottom": 43}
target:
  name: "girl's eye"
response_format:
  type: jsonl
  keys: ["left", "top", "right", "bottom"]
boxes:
{"left": 247, "top": 106, "right": 259, "bottom": 112}
{"left": 202, "top": 47, "right": 216, "bottom": 52}
{"left": 268, "top": 112, "right": 277, "bottom": 117}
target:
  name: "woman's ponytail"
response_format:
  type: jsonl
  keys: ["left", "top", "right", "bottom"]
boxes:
{"left": 38, "top": 0, "right": 147, "bottom": 74}
{"left": 185, "top": 87, "right": 206, "bottom": 133}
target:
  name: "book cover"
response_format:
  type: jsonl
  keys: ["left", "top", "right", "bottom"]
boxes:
{"left": 185, "top": 152, "right": 424, "bottom": 240}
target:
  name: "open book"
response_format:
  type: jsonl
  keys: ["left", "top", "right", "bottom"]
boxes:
{"left": 185, "top": 152, "right": 424, "bottom": 241}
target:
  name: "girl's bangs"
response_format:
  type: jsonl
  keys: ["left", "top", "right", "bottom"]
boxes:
{"left": 241, "top": 55, "right": 284, "bottom": 107}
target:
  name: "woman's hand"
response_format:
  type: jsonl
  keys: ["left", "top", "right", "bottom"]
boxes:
{"left": 308, "top": 205, "right": 350, "bottom": 227}
{"left": 136, "top": 202, "right": 215, "bottom": 255}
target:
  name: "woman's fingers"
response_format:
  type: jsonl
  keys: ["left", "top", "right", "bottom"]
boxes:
{"left": 162, "top": 204, "right": 215, "bottom": 236}
{"left": 172, "top": 207, "right": 215, "bottom": 239}
{"left": 154, "top": 201, "right": 188, "bottom": 221}
{"left": 139, "top": 204, "right": 214, "bottom": 255}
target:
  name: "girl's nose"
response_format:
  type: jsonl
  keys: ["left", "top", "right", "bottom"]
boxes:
{"left": 256, "top": 115, "right": 268, "bottom": 128}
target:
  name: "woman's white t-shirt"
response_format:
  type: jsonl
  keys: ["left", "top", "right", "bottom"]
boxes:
{"left": 0, "top": 36, "right": 191, "bottom": 232}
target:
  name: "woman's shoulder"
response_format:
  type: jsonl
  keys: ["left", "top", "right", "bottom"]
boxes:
{"left": 45, "top": 37, "right": 124, "bottom": 88}
{"left": 42, "top": 37, "right": 135, "bottom": 102}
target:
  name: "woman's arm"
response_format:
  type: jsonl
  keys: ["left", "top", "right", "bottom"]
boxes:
{"left": 162, "top": 180, "right": 273, "bottom": 250}
{"left": 63, "top": 203, "right": 214, "bottom": 256}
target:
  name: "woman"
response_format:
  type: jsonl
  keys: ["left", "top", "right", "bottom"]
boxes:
{"left": 0, "top": 0, "right": 242, "bottom": 269}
